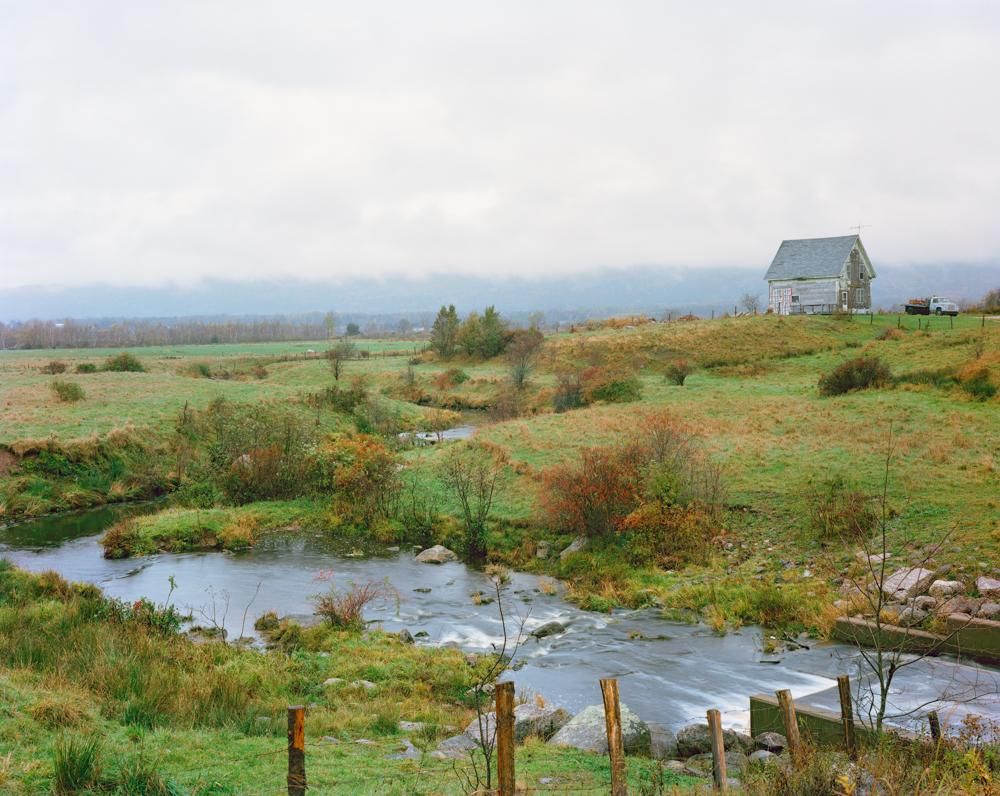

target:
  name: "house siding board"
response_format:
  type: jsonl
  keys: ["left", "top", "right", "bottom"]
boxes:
{"left": 768, "top": 278, "right": 839, "bottom": 314}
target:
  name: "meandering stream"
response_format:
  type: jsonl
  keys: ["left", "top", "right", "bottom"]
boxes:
{"left": 3, "top": 507, "right": 998, "bottom": 735}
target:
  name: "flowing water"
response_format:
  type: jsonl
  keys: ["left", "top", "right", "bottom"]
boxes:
{"left": 3, "top": 507, "right": 998, "bottom": 734}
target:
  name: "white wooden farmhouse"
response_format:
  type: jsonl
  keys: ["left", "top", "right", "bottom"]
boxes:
{"left": 764, "top": 235, "right": 875, "bottom": 315}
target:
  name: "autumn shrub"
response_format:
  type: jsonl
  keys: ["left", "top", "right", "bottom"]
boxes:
{"left": 957, "top": 365, "right": 997, "bottom": 401}
{"left": 308, "top": 381, "right": 367, "bottom": 412}
{"left": 581, "top": 366, "right": 642, "bottom": 403}
{"left": 219, "top": 514, "right": 260, "bottom": 550}
{"left": 74, "top": 362, "right": 98, "bottom": 374}
{"left": 817, "top": 356, "right": 891, "bottom": 396}
{"left": 41, "top": 360, "right": 67, "bottom": 374}
{"left": 50, "top": 380, "right": 85, "bottom": 403}
{"left": 552, "top": 369, "right": 585, "bottom": 412}
{"left": 330, "top": 435, "right": 402, "bottom": 526}
{"left": 619, "top": 502, "right": 714, "bottom": 566}
{"left": 313, "top": 580, "right": 397, "bottom": 630}
{"left": 543, "top": 443, "right": 647, "bottom": 538}
{"left": 103, "top": 352, "right": 145, "bottom": 372}
{"left": 663, "top": 359, "right": 692, "bottom": 385}
{"left": 807, "top": 475, "right": 879, "bottom": 542}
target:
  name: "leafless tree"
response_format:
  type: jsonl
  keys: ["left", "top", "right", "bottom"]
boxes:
{"left": 453, "top": 568, "right": 529, "bottom": 795}
{"left": 439, "top": 442, "right": 508, "bottom": 560}
{"left": 506, "top": 328, "right": 544, "bottom": 390}
{"left": 740, "top": 292, "right": 761, "bottom": 314}
{"left": 834, "top": 427, "right": 988, "bottom": 733}
{"left": 327, "top": 337, "right": 356, "bottom": 381}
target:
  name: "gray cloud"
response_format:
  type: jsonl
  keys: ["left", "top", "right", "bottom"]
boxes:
{"left": 2, "top": 1, "right": 998, "bottom": 289}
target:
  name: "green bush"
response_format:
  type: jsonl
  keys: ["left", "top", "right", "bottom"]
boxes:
{"left": 818, "top": 356, "right": 890, "bottom": 396}
{"left": 103, "top": 352, "right": 145, "bottom": 372}
{"left": 50, "top": 380, "right": 86, "bottom": 403}
{"left": 808, "top": 475, "right": 879, "bottom": 541}
{"left": 960, "top": 367, "right": 997, "bottom": 401}
{"left": 663, "top": 359, "right": 692, "bottom": 386}
{"left": 74, "top": 362, "right": 98, "bottom": 374}
{"left": 590, "top": 376, "right": 642, "bottom": 403}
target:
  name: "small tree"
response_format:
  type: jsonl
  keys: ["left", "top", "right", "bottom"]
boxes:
{"left": 327, "top": 338, "right": 356, "bottom": 381}
{"left": 323, "top": 311, "right": 338, "bottom": 339}
{"left": 430, "top": 305, "right": 460, "bottom": 358}
{"left": 664, "top": 359, "right": 692, "bottom": 386}
{"left": 439, "top": 442, "right": 508, "bottom": 560}
{"left": 506, "top": 328, "right": 544, "bottom": 389}
{"left": 345, "top": 322, "right": 361, "bottom": 336}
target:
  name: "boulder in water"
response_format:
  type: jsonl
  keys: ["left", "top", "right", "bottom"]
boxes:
{"left": 530, "top": 620, "right": 566, "bottom": 639}
{"left": 548, "top": 704, "right": 650, "bottom": 754}
{"left": 415, "top": 545, "right": 458, "bottom": 564}
{"left": 677, "top": 723, "right": 753, "bottom": 757}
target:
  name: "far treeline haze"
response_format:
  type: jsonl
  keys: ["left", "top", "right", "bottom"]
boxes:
{"left": 2, "top": 262, "right": 998, "bottom": 350}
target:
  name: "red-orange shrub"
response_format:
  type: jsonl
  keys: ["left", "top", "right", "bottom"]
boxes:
{"left": 618, "top": 502, "right": 714, "bottom": 566}
{"left": 330, "top": 435, "right": 401, "bottom": 524}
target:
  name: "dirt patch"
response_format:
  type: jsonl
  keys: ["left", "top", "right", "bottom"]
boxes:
{"left": 0, "top": 447, "right": 18, "bottom": 476}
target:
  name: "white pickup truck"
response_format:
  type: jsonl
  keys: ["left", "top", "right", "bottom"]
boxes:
{"left": 904, "top": 296, "right": 960, "bottom": 316}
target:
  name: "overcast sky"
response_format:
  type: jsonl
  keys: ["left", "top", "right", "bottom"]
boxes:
{"left": 2, "top": 1, "right": 998, "bottom": 290}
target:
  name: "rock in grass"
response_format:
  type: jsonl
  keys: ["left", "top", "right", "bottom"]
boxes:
{"left": 929, "top": 580, "right": 965, "bottom": 598}
{"left": 754, "top": 731, "right": 787, "bottom": 753}
{"left": 749, "top": 749, "right": 777, "bottom": 764}
{"left": 435, "top": 733, "right": 481, "bottom": 759}
{"left": 977, "top": 602, "right": 1000, "bottom": 620}
{"left": 548, "top": 704, "right": 650, "bottom": 754}
{"left": 896, "top": 606, "right": 929, "bottom": 626}
{"left": 415, "top": 545, "right": 458, "bottom": 564}
{"left": 976, "top": 576, "right": 1000, "bottom": 599}
{"left": 387, "top": 739, "right": 421, "bottom": 760}
{"left": 648, "top": 722, "right": 679, "bottom": 760}
{"left": 463, "top": 703, "right": 571, "bottom": 744}
{"left": 398, "top": 628, "right": 415, "bottom": 644}
{"left": 559, "top": 536, "right": 589, "bottom": 561}
{"left": 676, "top": 724, "right": 753, "bottom": 757}
{"left": 881, "top": 567, "right": 935, "bottom": 600}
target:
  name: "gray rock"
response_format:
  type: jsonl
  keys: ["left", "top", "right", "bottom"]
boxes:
{"left": 548, "top": 704, "right": 650, "bottom": 754}
{"left": 399, "top": 721, "right": 427, "bottom": 732}
{"left": 881, "top": 567, "right": 936, "bottom": 599}
{"left": 648, "top": 723, "right": 679, "bottom": 760}
{"left": 436, "top": 733, "right": 481, "bottom": 759}
{"left": 676, "top": 724, "right": 753, "bottom": 757}
{"left": 536, "top": 541, "right": 550, "bottom": 559}
{"left": 929, "top": 579, "right": 965, "bottom": 598}
{"left": 977, "top": 602, "right": 1000, "bottom": 620}
{"left": 398, "top": 628, "right": 415, "bottom": 644}
{"left": 415, "top": 545, "right": 458, "bottom": 564}
{"left": 531, "top": 620, "right": 566, "bottom": 639}
{"left": 896, "top": 606, "right": 928, "bottom": 626}
{"left": 355, "top": 738, "right": 376, "bottom": 746}
{"left": 754, "top": 731, "right": 787, "bottom": 753}
{"left": 320, "top": 735, "right": 339, "bottom": 744}
{"left": 749, "top": 749, "right": 777, "bottom": 764}
{"left": 351, "top": 679, "right": 377, "bottom": 691}
{"left": 322, "top": 677, "right": 344, "bottom": 687}
{"left": 465, "top": 703, "right": 571, "bottom": 744}
{"left": 937, "top": 595, "right": 982, "bottom": 616}
{"left": 559, "top": 536, "right": 589, "bottom": 561}
{"left": 387, "top": 739, "right": 421, "bottom": 760}
{"left": 976, "top": 576, "right": 1000, "bottom": 598}
{"left": 913, "top": 595, "right": 937, "bottom": 611}
{"left": 686, "top": 750, "right": 749, "bottom": 774}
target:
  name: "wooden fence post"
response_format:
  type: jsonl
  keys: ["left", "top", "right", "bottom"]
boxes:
{"left": 495, "top": 681, "right": 515, "bottom": 796}
{"left": 287, "top": 705, "right": 306, "bottom": 796}
{"left": 775, "top": 690, "right": 802, "bottom": 768}
{"left": 706, "top": 708, "right": 728, "bottom": 791}
{"left": 836, "top": 676, "right": 857, "bottom": 758}
{"left": 600, "top": 678, "right": 627, "bottom": 796}
{"left": 928, "top": 710, "right": 941, "bottom": 743}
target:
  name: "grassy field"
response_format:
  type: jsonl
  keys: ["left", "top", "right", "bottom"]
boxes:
{"left": 1, "top": 314, "right": 998, "bottom": 791}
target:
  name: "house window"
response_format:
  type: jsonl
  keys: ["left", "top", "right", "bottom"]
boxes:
{"left": 791, "top": 295, "right": 799, "bottom": 303}
{"left": 841, "top": 291, "right": 848, "bottom": 305}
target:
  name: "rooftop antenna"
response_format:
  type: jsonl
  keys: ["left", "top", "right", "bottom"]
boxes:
{"left": 849, "top": 223, "right": 871, "bottom": 236}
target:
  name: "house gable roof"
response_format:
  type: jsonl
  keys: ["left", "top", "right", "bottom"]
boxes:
{"left": 764, "top": 235, "right": 865, "bottom": 281}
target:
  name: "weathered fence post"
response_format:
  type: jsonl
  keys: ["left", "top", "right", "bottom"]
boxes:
{"left": 496, "top": 681, "right": 515, "bottom": 796}
{"left": 928, "top": 710, "right": 941, "bottom": 743}
{"left": 287, "top": 705, "right": 306, "bottom": 796}
{"left": 600, "top": 678, "right": 627, "bottom": 796}
{"left": 706, "top": 708, "right": 728, "bottom": 791}
{"left": 775, "top": 690, "right": 802, "bottom": 768}
{"left": 836, "top": 675, "right": 857, "bottom": 758}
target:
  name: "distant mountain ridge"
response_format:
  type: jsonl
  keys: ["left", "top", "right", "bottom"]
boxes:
{"left": 2, "top": 263, "right": 996, "bottom": 323}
